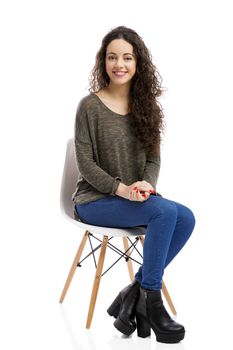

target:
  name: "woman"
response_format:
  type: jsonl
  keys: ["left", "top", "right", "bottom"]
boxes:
{"left": 72, "top": 26, "right": 195, "bottom": 344}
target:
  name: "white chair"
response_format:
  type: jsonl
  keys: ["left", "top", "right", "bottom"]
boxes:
{"left": 59, "top": 138, "right": 177, "bottom": 329}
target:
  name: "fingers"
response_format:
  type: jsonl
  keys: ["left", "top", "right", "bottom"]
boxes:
{"left": 129, "top": 187, "right": 153, "bottom": 201}
{"left": 136, "top": 181, "right": 156, "bottom": 194}
{"left": 140, "top": 191, "right": 150, "bottom": 201}
{"left": 129, "top": 186, "right": 139, "bottom": 201}
{"left": 129, "top": 181, "right": 157, "bottom": 202}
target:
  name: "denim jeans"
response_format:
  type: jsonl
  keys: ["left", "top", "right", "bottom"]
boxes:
{"left": 75, "top": 195, "right": 195, "bottom": 291}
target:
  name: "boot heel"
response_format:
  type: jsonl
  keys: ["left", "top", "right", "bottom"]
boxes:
{"left": 114, "top": 316, "right": 136, "bottom": 336}
{"left": 136, "top": 313, "right": 151, "bottom": 338}
{"left": 107, "top": 293, "right": 121, "bottom": 318}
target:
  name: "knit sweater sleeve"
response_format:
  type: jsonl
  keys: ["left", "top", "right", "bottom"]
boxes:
{"left": 74, "top": 101, "right": 121, "bottom": 195}
{"left": 142, "top": 152, "right": 161, "bottom": 189}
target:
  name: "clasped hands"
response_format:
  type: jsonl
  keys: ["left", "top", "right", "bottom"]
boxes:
{"left": 127, "top": 180, "right": 156, "bottom": 202}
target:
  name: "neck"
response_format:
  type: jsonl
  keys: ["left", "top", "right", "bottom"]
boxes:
{"left": 105, "top": 83, "right": 131, "bottom": 99}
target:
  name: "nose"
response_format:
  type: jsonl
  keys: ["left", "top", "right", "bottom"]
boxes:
{"left": 115, "top": 57, "right": 125, "bottom": 68}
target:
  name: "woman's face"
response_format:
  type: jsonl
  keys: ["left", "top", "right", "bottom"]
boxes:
{"left": 105, "top": 39, "right": 137, "bottom": 87}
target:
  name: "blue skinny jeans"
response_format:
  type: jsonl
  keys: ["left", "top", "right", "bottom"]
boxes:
{"left": 75, "top": 195, "right": 195, "bottom": 291}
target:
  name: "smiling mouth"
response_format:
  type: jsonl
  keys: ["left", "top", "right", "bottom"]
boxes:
{"left": 113, "top": 71, "right": 128, "bottom": 76}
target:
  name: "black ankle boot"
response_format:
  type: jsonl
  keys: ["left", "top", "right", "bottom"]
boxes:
{"left": 107, "top": 280, "right": 140, "bottom": 336}
{"left": 135, "top": 287, "right": 185, "bottom": 343}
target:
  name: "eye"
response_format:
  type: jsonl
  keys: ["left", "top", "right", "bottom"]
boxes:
{"left": 108, "top": 55, "right": 116, "bottom": 60}
{"left": 125, "top": 57, "right": 133, "bottom": 61}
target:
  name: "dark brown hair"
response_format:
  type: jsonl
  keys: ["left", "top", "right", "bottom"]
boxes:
{"left": 89, "top": 26, "right": 165, "bottom": 156}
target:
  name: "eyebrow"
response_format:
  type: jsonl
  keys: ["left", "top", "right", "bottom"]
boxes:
{"left": 106, "top": 52, "right": 135, "bottom": 57}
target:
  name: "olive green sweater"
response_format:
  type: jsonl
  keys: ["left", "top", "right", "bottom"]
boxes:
{"left": 72, "top": 92, "right": 160, "bottom": 205}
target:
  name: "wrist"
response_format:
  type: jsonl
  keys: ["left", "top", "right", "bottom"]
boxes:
{"left": 115, "top": 182, "right": 128, "bottom": 198}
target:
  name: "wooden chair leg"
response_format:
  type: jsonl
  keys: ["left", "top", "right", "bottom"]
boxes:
{"left": 122, "top": 237, "right": 134, "bottom": 282}
{"left": 162, "top": 281, "right": 177, "bottom": 315}
{"left": 86, "top": 235, "right": 108, "bottom": 329}
{"left": 59, "top": 231, "right": 89, "bottom": 303}
{"left": 138, "top": 235, "right": 177, "bottom": 316}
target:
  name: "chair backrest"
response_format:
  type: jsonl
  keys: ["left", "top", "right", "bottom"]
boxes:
{"left": 60, "top": 138, "right": 78, "bottom": 219}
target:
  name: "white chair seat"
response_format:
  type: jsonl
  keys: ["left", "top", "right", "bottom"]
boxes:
{"left": 63, "top": 214, "right": 147, "bottom": 237}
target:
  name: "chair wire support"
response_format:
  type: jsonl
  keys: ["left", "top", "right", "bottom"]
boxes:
{"left": 88, "top": 233, "right": 97, "bottom": 268}
{"left": 127, "top": 236, "right": 143, "bottom": 259}
{"left": 77, "top": 233, "right": 143, "bottom": 277}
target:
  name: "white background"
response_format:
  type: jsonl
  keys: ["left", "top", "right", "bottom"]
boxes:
{"left": 0, "top": 0, "right": 233, "bottom": 349}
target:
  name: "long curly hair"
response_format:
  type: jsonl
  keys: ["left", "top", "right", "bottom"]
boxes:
{"left": 89, "top": 26, "right": 165, "bottom": 156}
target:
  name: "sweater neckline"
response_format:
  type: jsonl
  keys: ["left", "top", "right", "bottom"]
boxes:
{"left": 91, "top": 92, "right": 131, "bottom": 117}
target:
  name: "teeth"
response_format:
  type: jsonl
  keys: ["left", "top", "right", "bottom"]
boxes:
{"left": 114, "top": 72, "right": 127, "bottom": 75}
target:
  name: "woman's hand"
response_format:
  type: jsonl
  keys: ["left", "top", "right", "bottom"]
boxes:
{"left": 116, "top": 181, "right": 156, "bottom": 201}
{"left": 128, "top": 180, "right": 156, "bottom": 201}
